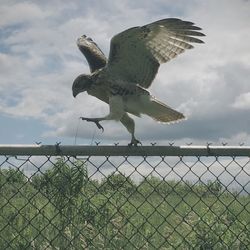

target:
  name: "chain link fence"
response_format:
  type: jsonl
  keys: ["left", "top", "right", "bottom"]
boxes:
{"left": 0, "top": 145, "right": 250, "bottom": 249}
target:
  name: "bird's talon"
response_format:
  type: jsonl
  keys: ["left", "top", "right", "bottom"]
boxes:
{"left": 80, "top": 117, "right": 104, "bottom": 132}
{"left": 128, "top": 139, "right": 142, "bottom": 147}
{"left": 97, "top": 123, "right": 104, "bottom": 132}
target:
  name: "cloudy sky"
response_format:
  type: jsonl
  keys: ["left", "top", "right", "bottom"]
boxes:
{"left": 1, "top": 0, "right": 250, "bottom": 146}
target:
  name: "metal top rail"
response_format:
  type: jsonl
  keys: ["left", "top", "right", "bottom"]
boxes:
{"left": 0, "top": 144, "right": 250, "bottom": 157}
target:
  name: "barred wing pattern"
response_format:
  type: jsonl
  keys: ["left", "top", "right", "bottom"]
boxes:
{"left": 107, "top": 18, "right": 205, "bottom": 88}
{"left": 77, "top": 35, "right": 107, "bottom": 73}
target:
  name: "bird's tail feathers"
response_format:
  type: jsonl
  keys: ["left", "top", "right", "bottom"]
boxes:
{"left": 143, "top": 97, "right": 185, "bottom": 124}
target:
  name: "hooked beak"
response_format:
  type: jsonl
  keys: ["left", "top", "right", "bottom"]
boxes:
{"left": 73, "top": 89, "right": 80, "bottom": 98}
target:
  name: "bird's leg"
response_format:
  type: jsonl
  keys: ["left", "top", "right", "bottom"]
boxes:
{"left": 120, "top": 113, "right": 142, "bottom": 146}
{"left": 80, "top": 96, "right": 125, "bottom": 133}
{"left": 80, "top": 117, "right": 104, "bottom": 132}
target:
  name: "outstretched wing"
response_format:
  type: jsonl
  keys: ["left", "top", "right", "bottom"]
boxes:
{"left": 77, "top": 35, "right": 107, "bottom": 73}
{"left": 107, "top": 18, "right": 205, "bottom": 88}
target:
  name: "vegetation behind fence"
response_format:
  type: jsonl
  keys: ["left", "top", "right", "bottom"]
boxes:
{"left": 0, "top": 145, "right": 249, "bottom": 249}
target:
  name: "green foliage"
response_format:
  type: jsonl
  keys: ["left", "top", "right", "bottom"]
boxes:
{"left": 165, "top": 205, "right": 250, "bottom": 249}
{"left": 192, "top": 180, "right": 223, "bottom": 197}
{"left": 100, "top": 172, "right": 136, "bottom": 195}
{"left": 0, "top": 168, "right": 27, "bottom": 184}
{"left": 0, "top": 168, "right": 27, "bottom": 197}
{"left": 0, "top": 163, "right": 249, "bottom": 249}
{"left": 31, "top": 158, "right": 88, "bottom": 197}
{"left": 191, "top": 207, "right": 250, "bottom": 249}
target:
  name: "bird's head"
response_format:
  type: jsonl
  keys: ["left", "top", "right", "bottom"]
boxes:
{"left": 72, "top": 74, "right": 92, "bottom": 98}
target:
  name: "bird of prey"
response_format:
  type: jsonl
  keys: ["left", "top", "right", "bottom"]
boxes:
{"left": 72, "top": 18, "right": 205, "bottom": 146}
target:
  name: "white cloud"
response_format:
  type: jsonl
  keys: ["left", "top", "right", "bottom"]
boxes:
{"left": 232, "top": 92, "right": 250, "bottom": 110}
{"left": 0, "top": 2, "right": 50, "bottom": 27}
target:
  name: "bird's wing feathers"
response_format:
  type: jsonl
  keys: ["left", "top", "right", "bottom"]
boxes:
{"left": 143, "top": 97, "right": 185, "bottom": 123}
{"left": 107, "top": 18, "right": 205, "bottom": 88}
{"left": 77, "top": 35, "right": 107, "bottom": 73}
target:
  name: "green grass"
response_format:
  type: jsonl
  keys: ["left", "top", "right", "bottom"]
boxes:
{"left": 0, "top": 161, "right": 249, "bottom": 249}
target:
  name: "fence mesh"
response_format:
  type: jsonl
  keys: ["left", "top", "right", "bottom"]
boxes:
{"left": 0, "top": 145, "right": 250, "bottom": 249}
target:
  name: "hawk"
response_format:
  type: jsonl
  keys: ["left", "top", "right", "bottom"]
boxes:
{"left": 72, "top": 18, "right": 205, "bottom": 145}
